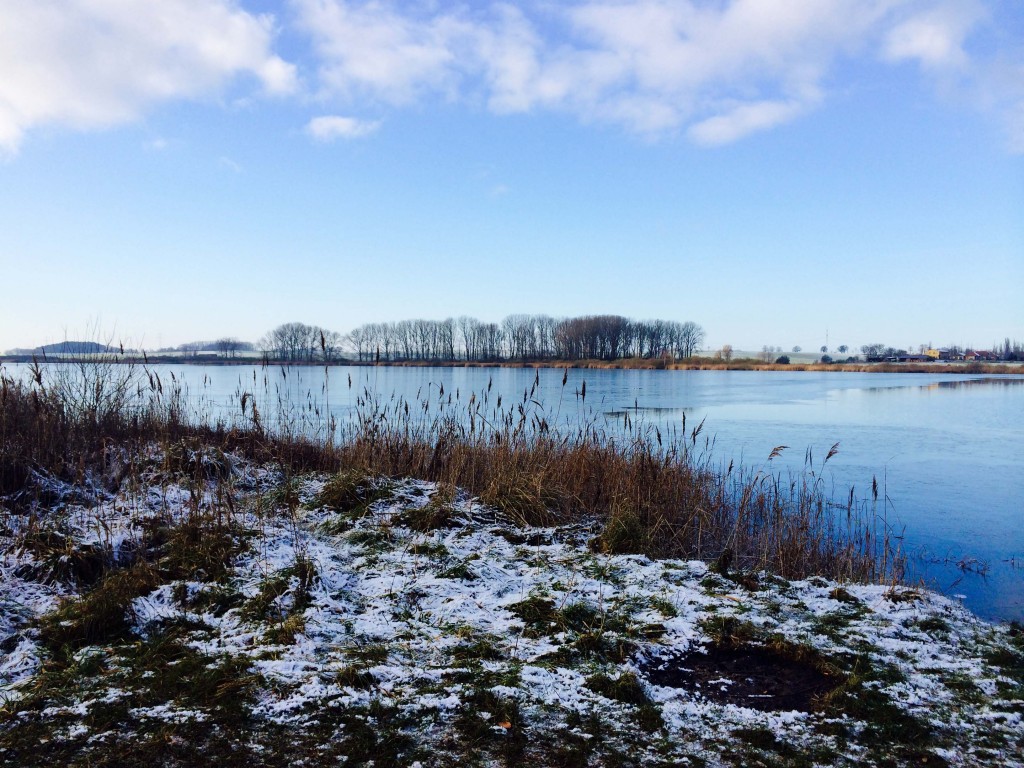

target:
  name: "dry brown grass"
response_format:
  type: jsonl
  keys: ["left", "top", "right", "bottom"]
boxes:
{"left": 1, "top": 362, "right": 903, "bottom": 584}
{"left": 285, "top": 387, "right": 903, "bottom": 582}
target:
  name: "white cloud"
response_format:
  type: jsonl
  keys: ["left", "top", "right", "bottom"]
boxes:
{"left": 883, "top": 2, "right": 983, "bottom": 70}
{"left": 286, "top": 0, "right": 1022, "bottom": 149}
{"left": 2, "top": 0, "right": 1018, "bottom": 151}
{"left": 553, "top": 0, "right": 883, "bottom": 136}
{"left": 978, "top": 58, "right": 1024, "bottom": 154}
{"left": 0, "top": 0, "right": 297, "bottom": 152}
{"left": 880, "top": 2, "right": 1024, "bottom": 152}
{"left": 306, "top": 115, "right": 381, "bottom": 140}
{"left": 688, "top": 95, "right": 818, "bottom": 146}
{"left": 293, "top": 0, "right": 473, "bottom": 105}
{"left": 289, "top": 0, "right": 909, "bottom": 142}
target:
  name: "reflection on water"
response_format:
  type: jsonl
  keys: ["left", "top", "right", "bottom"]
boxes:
{"left": 4, "top": 363, "right": 1022, "bottom": 621}
{"left": 863, "top": 376, "right": 1024, "bottom": 394}
{"left": 603, "top": 406, "right": 693, "bottom": 417}
{"left": 929, "top": 377, "right": 1024, "bottom": 389}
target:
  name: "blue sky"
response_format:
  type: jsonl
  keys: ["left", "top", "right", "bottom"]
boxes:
{"left": 1, "top": 0, "right": 1022, "bottom": 354}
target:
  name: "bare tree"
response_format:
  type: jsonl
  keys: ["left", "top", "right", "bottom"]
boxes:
{"left": 341, "top": 313, "right": 706, "bottom": 364}
{"left": 676, "top": 321, "right": 705, "bottom": 358}
{"left": 213, "top": 337, "right": 242, "bottom": 359}
{"left": 346, "top": 326, "right": 369, "bottom": 362}
{"left": 456, "top": 316, "right": 481, "bottom": 361}
{"left": 260, "top": 322, "right": 344, "bottom": 362}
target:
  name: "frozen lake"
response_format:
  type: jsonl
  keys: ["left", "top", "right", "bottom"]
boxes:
{"left": 8, "top": 362, "right": 1023, "bottom": 621}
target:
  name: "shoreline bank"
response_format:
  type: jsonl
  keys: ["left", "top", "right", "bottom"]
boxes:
{"left": 3, "top": 354, "right": 1023, "bottom": 376}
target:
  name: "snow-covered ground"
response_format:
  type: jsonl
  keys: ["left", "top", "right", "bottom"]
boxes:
{"left": 1, "top": 449, "right": 1021, "bottom": 766}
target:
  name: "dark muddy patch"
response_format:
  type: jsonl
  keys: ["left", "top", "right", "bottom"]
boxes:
{"left": 0, "top": 457, "right": 31, "bottom": 495}
{"left": 642, "top": 644, "right": 841, "bottom": 712}
{"left": 496, "top": 529, "right": 553, "bottom": 546}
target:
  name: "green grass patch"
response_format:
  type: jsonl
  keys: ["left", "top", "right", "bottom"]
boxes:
{"left": 913, "top": 616, "right": 951, "bottom": 634}
{"left": 317, "top": 469, "right": 393, "bottom": 514}
{"left": 39, "top": 561, "right": 163, "bottom": 651}
{"left": 408, "top": 540, "right": 449, "bottom": 558}
{"left": 241, "top": 556, "right": 317, "bottom": 644}
{"left": 508, "top": 595, "right": 559, "bottom": 638}
{"left": 395, "top": 482, "right": 460, "bottom": 531}
{"left": 0, "top": 627, "right": 260, "bottom": 768}
{"left": 14, "top": 527, "right": 107, "bottom": 586}
{"left": 585, "top": 670, "right": 650, "bottom": 705}
{"left": 649, "top": 596, "right": 678, "bottom": 618}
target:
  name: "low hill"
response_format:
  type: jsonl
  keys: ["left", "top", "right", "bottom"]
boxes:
{"left": 4, "top": 341, "right": 116, "bottom": 356}
{"left": 36, "top": 341, "right": 114, "bottom": 355}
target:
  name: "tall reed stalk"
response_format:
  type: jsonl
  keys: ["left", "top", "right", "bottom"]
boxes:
{"left": 1, "top": 359, "right": 904, "bottom": 584}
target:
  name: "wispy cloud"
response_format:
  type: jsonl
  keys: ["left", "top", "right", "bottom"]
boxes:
{"left": 979, "top": 58, "right": 1024, "bottom": 155}
{"left": 879, "top": 1, "right": 1024, "bottom": 153}
{"left": 306, "top": 115, "right": 381, "bottom": 141}
{"left": 1, "top": 0, "right": 1020, "bottom": 151}
{"left": 292, "top": 0, "right": 472, "bottom": 105}
{"left": 288, "top": 0, "right": 1021, "bottom": 148}
{"left": 0, "top": 0, "right": 296, "bottom": 153}
{"left": 688, "top": 95, "right": 819, "bottom": 146}
{"left": 882, "top": 1, "right": 983, "bottom": 70}
{"left": 285, "top": 0, "right": 896, "bottom": 141}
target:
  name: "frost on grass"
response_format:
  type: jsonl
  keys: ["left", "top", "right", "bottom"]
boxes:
{"left": 1, "top": 454, "right": 1022, "bottom": 767}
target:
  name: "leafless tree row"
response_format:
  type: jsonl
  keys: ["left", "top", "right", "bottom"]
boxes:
{"left": 258, "top": 322, "right": 345, "bottom": 362}
{"left": 341, "top": 314, "right": 705, "bottom": 362}
{"left": 156, "top": 339, "right": 256, "bottom": 358}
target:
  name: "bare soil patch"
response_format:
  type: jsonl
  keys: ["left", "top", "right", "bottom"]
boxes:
{"left": 642, "top": 644, "right": 841, "bottom": 712}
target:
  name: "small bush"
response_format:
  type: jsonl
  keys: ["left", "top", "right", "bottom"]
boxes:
{"left": 594, "top": 504, "right": 653, "bottom": 555}
{"left": 317, "top": 469, "right": 392, "bottom": 515}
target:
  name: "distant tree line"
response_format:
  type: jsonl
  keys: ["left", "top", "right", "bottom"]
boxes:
{"left": 244, "top": 316, "right": 705, "bottom": 363}
{"left": 154, "top": 338, "right": 256, "bottom": 358}
{"left": 258, "top": 323, "right": 345, "bottom": 362}
{"left": 997, "top": 338, "right": 1024, "bottom": 361}
{"left": 341, "top": 315, "right": 705, "bottom": 363}
{"left": 19, "top": 326, "right": 1021, "bottom": 366}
